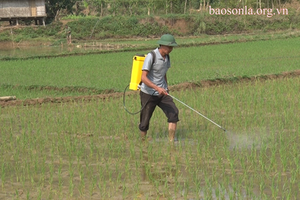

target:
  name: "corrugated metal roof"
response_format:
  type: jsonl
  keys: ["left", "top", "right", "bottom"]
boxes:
{"left": 0, "top": 0, "right": 46, "bottom": 18}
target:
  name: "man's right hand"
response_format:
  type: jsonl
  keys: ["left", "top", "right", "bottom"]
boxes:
{"left": 156, "top": 87, "right": 168, "bottom": 95}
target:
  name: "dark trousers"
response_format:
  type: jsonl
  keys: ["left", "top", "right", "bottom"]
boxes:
{"left": 139, "top": 91, "right": 179, "bottom": 132}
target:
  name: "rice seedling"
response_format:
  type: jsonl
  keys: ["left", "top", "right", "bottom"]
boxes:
{"left": 0, "top": 73, "right": 299, "bottom": 198}
{"left": 1, "top": 38, "right": 300, "bottom": 99}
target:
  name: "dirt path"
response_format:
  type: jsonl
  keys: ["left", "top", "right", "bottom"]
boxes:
{"left": 1, "top": 70, "right": 299, "bottom": 108}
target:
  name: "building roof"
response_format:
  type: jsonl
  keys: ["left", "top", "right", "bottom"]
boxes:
{"left": 0, "top": 0, "right": 46, "bottom": 19}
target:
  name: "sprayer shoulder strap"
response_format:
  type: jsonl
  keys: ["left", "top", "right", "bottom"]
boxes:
{"left": 150, "top": 50, "right": 170, "bottom": 66}
{"left": 150, "top": 51, "right": 156, "bottom": 66}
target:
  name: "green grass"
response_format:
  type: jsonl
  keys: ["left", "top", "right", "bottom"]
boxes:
{"left": 61, "top": 15, "right": 99, "bottom": 20}
{"left": 0, "top": 37, "right": 300, "bottom": 99}
{"left": 1, "top": 77, "right": 299, "bottom": 199}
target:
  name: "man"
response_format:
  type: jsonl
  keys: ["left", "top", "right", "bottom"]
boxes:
{"left": 139, "top": 34, "right": 179, "bottom": 142}
{"left": 65, "top": 25, "right": 72, "bottom": 44}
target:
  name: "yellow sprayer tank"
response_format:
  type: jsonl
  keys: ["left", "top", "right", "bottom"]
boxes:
{"left": 129, "top": 54, "right": 145, "bottom": 90}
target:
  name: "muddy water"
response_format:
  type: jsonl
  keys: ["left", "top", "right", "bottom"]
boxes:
{"left": 0, "top": 45, "right": 63, "bottom": 58}
{"left": 0, "top": 43, "right": 126, "bottom": 59}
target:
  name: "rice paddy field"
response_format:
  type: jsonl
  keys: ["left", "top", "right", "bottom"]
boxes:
{"left": 0, "top": 37, "right": 300, "bottom": 199}
{"left": 1, "top": 37, "right": 300, "bottom": 99}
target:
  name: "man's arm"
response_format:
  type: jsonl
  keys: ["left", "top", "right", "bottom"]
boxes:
{"left": 164, "top": 74, "right": 169, "bottom": 93}
{"left": 164, "top": 74, "right": 167, "bottom": 85}
{"left": 141, "top": 70, "right": 168, "bottom": 95}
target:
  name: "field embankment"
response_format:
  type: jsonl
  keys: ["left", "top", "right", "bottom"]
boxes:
{"left": 0, "top": 70, "right": 299, "bottom": 108}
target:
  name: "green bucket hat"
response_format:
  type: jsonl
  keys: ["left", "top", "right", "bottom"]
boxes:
{"left": 157, "top": 34, "right": 178, "bottom": 47}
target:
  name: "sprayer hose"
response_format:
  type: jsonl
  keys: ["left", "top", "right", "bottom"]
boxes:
{"left": 123, "top": 84, "right": 154, "bottom": 115}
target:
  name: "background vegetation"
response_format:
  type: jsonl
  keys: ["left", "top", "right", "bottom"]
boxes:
{"left": 1, "top": 0, "right": 300, "bottom": 42}
{"left": 1, "top": 12, "right": 300, "bottom": 42}
{"left": 47, "top": 0, "right": 297, "bottom": 17}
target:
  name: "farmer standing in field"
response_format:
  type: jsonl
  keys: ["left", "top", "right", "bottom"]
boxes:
{"left": 139, "top": 34, "right": 179, "bottom": 142}
{"left": 65, "top": 25, "right": 72, "bottom": 44}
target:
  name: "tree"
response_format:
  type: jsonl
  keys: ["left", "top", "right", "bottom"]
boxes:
{"left": 147, "top": 0, "right": 155, "bottom": 15}
{"left": 46, "top": 0, "right": 77, "bottom": 21}
{"left": 89, "top": 0, "right": 106, "bottom": 16}
{"left": 184, "top": 0, "right": 188, "bottom": 14}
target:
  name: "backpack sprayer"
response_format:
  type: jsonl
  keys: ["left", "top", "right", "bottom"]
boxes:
{"left": 123, "top": 53, "right": 227, "bottom": 132}
{"left": 123, "top": 54, "right": 147, "bottom": 115}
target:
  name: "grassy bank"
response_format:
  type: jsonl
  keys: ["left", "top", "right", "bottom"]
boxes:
{"left": 1, "top": 10, "right": 300, "bottom": 43}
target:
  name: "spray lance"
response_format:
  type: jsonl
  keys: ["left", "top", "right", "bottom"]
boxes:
{"left": 123, "top": 54, "right": 227, "bottom": 133}
{"left": 167, "top": 94, "right": 226, "bottom": 132}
